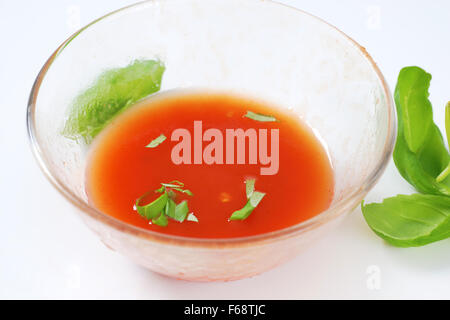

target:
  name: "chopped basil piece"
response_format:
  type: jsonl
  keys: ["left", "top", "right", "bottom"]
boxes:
{"left": 249, "top": 191, "right": 265, "bottom": 207}
{"left": 174, "top": 201, "right": 189, "bottom": 222}
{"left": 161, "top": 181, "right": 183, "bottom": 187}
{"left": 245, "top": 178, "right": 255, "bottom": 199}
{"left": 152, "top": 212, "right": 168, "bottom": 227}
{"left": 187, "top": 213, "right": 199, "bottom": 222}
{"left": 229, "top": 179, "right": 265, "bottom": 221}
{"left": 135, "top": 192, "right": 168, "bottom": 219}
{"left": 172, "top": 187, "right": 194, "bottom": 196}
{"left": 146, "top": 134, "right": 167, "bottom": 148}
{"left": 135, "top": 180, "right": 196, "bottom": 226}
{"left": 165, "top": 198, "right": 177, "bottom": 219}
{"left": 229, "top": 201, "right": 255, "bottom": 221}
{"left": 244, "top": 111, "right": 278, "bottom": 122}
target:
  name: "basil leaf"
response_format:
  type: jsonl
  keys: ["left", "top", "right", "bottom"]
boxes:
{"left": 245, "top": 178, "right": 255, "bottom": 199}
{"left": 393, "top": 67, "right": 450, "bottom": 195}
{"left": 394, "top": 125, "right": 450, "bottom": 195}
{"left": 249, "top": 191, "right": 265, "bottom": 207}
{"left": 174, "top": 201, "right": 189, "bottom": 222}
{"left": 156, "top": 181, "right": 193, "bottom": 197}
{"left": 161, "top": 181, "right": 184, "bottom": 188}
{"left": 146, "top": 134, "right": 166, "bottom": 148}
{"left": 361, "top": 194, "right": 450, "bottom": 247}
{"left": 136, "top": 180, "right": 194, "bottom": 227}
{"left": 164, "top": 198, "right": 176, "bottom": 219}
{"left": 394, "top": 66, "right": 433, "bottom": 153}
{"left": 230, "top": 191, "right": 266, "bottom": 221}
{"left": 152, "top": 212, "right": 168, "bottom": 227}
{"left": 160, "top": 183, "right": 182, "bottom": 189}
{"left": 169, "top": 180, "right": 185, "bottom": 186}
{"left": 135, "top": 192, "right": 168, "bottom": 219}
{"left": 164, "top": 197, "right": 190, "bottom": 222}
{"left": 172, "top": 188, "right": 194, "bottom": 196}
{"left": 244, "top": 111, "right": 278, "bottom": 122}
{"left": 187, "top": 213, "right": 199, "bottom": 222}
{"left": 229, "top": 201, "right": 255, "bottom": 221}
{"left": 62, "top": 59, "right": 165, "bottom": 143}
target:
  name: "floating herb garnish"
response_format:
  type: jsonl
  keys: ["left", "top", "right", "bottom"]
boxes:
{"left": 244, "top": 111, "right": 278, "bottom": 122}
{"left": 173, "top": 201, "right": 190, "bottom": 222}
{"left": 159, "top": 181, "right": 194, "bottom": 196}
{"left": 145, "top": 134, "right": 167, "bottom": 148}
{"left": 152, "top": 211, "right": 169, "bottom": 227}
{"left": 229, "top": 178, "right": 266, "bottom": 221}
{"left": 135, "top": 180, "right": 195, "bottom": 227}
{"left": 187, "top": 213, "right": 199, "bottom": 222}
{"left": 245, "top": 178, "right": 256, "bottom": 198}
{"left": 135, "top": 192, "right": 168, "bottom": 220}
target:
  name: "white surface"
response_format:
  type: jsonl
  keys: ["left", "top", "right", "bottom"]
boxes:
{"left": 1, "top": 0, "right": 449, "bottom": 299}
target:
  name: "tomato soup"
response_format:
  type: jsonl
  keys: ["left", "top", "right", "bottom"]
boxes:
{"left": 86, "top": 91, "right": 334, "bottom": 238}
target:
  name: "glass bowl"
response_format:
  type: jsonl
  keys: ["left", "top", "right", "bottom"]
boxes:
{"left": 27, "top": 0, "right": 395, "bottom": 281}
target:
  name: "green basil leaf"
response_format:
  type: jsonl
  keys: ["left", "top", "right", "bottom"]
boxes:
{"left": 394, "top": 125, "right": 450, "bottom": 195}
{"left": 152, "top": 212, "right": 168, "bottom": 227}
{"left": 172, "top": 188, "right": 194, "bottom": 196}
{"left": 161, "top": 181, "right": 184, "bottom": 188}
{"left": 135, "top": 192, "right": 168, "bottom": 219}
{"left": 62, "top": 59, "right": 165, "bottom": 143}
{"left": 245, "top": 178, "right": 255, "bottom": 199}
{"left": 249, "top": 191, "right": 265, "bottom": 207}
{"left": 169, "top": 180, "right": 185, "bottom": 187}
{"left": 186, "top": 213, "right": 199, "bottom": 222}
{"left": 393, "top": 67, "right": 450, "bottom": 195}
{"left": 136, "top": 180, "right": 194, "bottom": 227}
{"left": 229, "top": 202, "right": 254, "bottom": 221}
{"left": 145, "top": 134, "right": 166, "bottom": 148}
{"left": 157, "top": 181, "right": 193, "bottom": 197}
{"left": 243, "top": 111, "right": 278, "bottom": 122}
{"left": 164, "top": 198, "right": 176, "bottom": 219}
{"left": 394, "top": 66, "right": 433, "bottom": 153}
{"left": 230, "top": 191, "right": 266, "bottom": 221}
{"left": 174, "top": 201, "right": 189, "bottom": 222}
{"left": 361, "top": 194, "right": 450, "bottom": 247}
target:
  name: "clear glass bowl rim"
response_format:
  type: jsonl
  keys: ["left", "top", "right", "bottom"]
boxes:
{"left": 26, "top": 0, "right": 396, "bottom": 248}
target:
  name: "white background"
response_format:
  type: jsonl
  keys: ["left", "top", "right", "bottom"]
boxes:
{"left": 1, "top": 0, "right": 450, "bottom": 299}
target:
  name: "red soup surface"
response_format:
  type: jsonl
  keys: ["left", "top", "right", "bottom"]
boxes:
{"left": 86, "top": 91, "right": 334, "bottom": 238}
